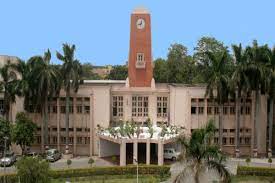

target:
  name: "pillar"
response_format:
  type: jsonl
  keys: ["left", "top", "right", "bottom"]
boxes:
{"left": 120, "top": 140, "right": 126, "bottom": 166}
{"left": 146, "top": 139, "right": 150, "bottom": 165}
{"left": 133, "top": 140, "right": 138, "bottom": 164}
{"left": 90, "top": 94, "right": 94, "bottom": 157}
{"left": 158, "top": 141, "right": 163, "bottom": 166}
{"left": 149, "top": 95, "right": 157, "bottom": 125}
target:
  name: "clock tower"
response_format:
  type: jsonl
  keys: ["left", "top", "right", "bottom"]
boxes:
{"left": 128, "top": 7, "right": 153, "bottom": 87}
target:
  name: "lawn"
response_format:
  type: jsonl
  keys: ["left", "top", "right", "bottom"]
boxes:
{"left": 232, "top": 176, "right": 275, "bottom": 183}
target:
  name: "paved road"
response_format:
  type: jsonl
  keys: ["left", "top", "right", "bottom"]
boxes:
{"left": 0, "top": 156, "right": 114, "bottom": 174}
{"left": 1, "top": 157, "right": 275, "bottom": 175}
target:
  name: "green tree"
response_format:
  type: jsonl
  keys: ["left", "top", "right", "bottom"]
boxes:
{"left": 28, "top": 50, "right": 60, "bottom": 151}
{"left": 107, "top": 65, "right": 128, "bottom": 80}
{"left": 82, "top": 63, "right": 101, "bottom": 79}
{"left": 16, "top": 157, "right": 50, "bottom": 183}
{"left": 153, "top": 58, "right": 168, "bottom": 83}
{"left": 0, "top": 60, "right": 20, "bottom": 120}
{"left": 57, "top": 43, "right": 83, "bottom": 154}
{"left": 194, "top": 37, "right": 229, "bottom": 82}
{"left": 245, "top": 40, "right": 269, "bottom": 156}
{"left": 231, "top": 44, "right": 249, "bottom": 156}
{"left": 0, "top": 118, "right": 12, "bottom": 152}
{"left": 173, "top": 120, "right": 230, "bottom": 183}
{"left": 12, "top": 112, "right": 37, "bottom": 155}
{"left": 205, "top": 51, "right": 230, "bottom": 149}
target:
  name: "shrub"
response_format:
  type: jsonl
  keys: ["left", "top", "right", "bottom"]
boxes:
{"left": 245, "top": 157, "right": 251, "bottom": 166}
{"left": 67, "top": 159, "right": 72, "bottom": 168}
{"left": 268, "top": 158, "right": 272, "bottom": 167}
{"left": 88, "top": 157, "right": 95, "bottom": 167}
{"left": 237, "top": 166, "right": 275, "bottom": 176}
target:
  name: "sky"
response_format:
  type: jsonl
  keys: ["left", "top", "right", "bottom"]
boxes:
{"left": 0, "top": 0, "right": 275, "bottom": 65}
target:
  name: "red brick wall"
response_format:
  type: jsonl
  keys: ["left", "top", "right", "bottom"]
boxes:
{"left": 128, "top": 13, "right": 153, "bottom": 87}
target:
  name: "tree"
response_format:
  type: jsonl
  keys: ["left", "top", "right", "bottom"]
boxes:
{"left": 12, "top": 112, "right": 37, "bottom": 155}
{"left": 194, "top": 37, "right": 229, "bottom": 83}
{"left": 16, "top": 157, "right": 50, "bottom": 183}
{"left": 57, "top": 43, "right": 83, "bottom": 154}
{"left": 28, "top": 50, "right": 60, "bottom": 151}
{"left": 231, "top": 44, "right": 249, "bottom": 156}
{"left": 107, "top": 65, "right": 128, "bottom": 80}
{"left": 205, "top": 51, "right": 230, "bottom": 149}
{"left": 0, "top": 60, "right": 20, "bottom": 120}
{"left": 66, "top": 159, "right": 72, "bottom": 168}
{"left": 82, "top": 63, "right": 101, "bottom": 80}
{"left": 245, "top": 40, "right": 269, "bottom": 156}
{"left": 172, "top": 120, "right": 230, "bottom": 183}
{"left": 0, "top": 118, "right": 12, "bottom": 152}
{"left": 153, "top": 58, "right": 168, "bottom": 83}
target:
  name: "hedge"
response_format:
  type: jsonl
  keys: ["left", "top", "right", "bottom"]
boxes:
{"left": 237, "top": 166, "right": 275, "bottom": 176}
{"left": 0, "top": 165, "right": 170, "bottom": 183}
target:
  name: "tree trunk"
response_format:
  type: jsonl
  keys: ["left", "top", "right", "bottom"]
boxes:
{"left": 65, "top": 89, "right": 70, "bottom": 154}
{"left": 253, "top": 90, "right": 259, "bottom": 156}
{"left": 219, "top": 105, "right": 223, "bottom": 150}
{"left": 43, "top": 98, "right": 49, "bottom": 150}
{"left": 269, "top": 98, "right": 274, "bottom": 154}
{"left": 4, "top": 90, "right": 9, "bottom": 121}
{"left": 235, "top": 90, "right": 241, "bottom": 155}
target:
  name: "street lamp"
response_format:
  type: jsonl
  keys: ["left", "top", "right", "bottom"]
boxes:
{"left": 133, "top": 156, "right": 138, "bottom": 183}
{"left": 3, "top": 136, "right": 8, "bottom": 183}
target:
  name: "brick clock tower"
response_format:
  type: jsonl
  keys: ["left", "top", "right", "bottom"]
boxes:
{"left": 127, "top": 7, "right": 154, "bottom": 87}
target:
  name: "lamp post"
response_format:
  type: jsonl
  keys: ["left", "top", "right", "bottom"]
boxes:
{"left": 3, "top": 136, "right": 8, "bottom": 183}
{"left": 133, "top": 156, "right": 138, "bottom": 183}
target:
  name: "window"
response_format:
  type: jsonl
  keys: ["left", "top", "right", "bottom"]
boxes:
{"left": 137, "top": 53, "right": 144, "bottom": 62}
{"left": 245, "top": 106, "right": 251, "bottom": 115}
{"left": 52, "top": 136, "right": 57, "bottom": 144}
{"left": 223, "top": 107, "right": 228, "bottom": 115}
{"left": 61, "top": 128, "right": 66, "bottom": 132}
{"left": 157, "top": 96, "right": 168, "bottom": 117}
{"left": 191, "top": 107, "right": 196, "bottom": 114}
{"left": 230, "top": 129, "right": 235, "bottom": 133}
{"left": 61, "top": 136, "right": 66, "bottom": 144}
{"left": 60, "top": 106, "right": 66, "bottom": 113}
{"left": 85, "top": 137, "right": 90, "bottom": 144}
{"left": 77, "top": 137, "right": 82, "bottom": 144}
{"left": 207, "top": 107, "right": 212, "bottom": 115}
{"left": 69, "top": 106, "right": 73, "bottom": 113}
{"left": 52, "top": 127, "right": 57, "bottom": 132}
{"left": 85, "top": 128, "right": 90, "bottom": 132}
{"left": 222, "top": 137, "right": 227, "bottom": 145}
{"left": 223, "top": 129, "right": 227, "bottom": 133}
{"left": 77, "top": 105, "right": 82, "bottom": 113}
{"left": 76, "top": 128, "right": 82, "bottom": 132}
{"left": 245, "top": 137, "right": 250, "bottom": 145}
{"left": 240, "top": 107, "right": 243, "bottom": 114}
{"left": 69, "top": 137, "right": 74, "bottom": 144}
{"left": 132, "top": 96, "right": 148, "bottom": 117}
{"left": 230, "top": 107, "right": 235, "bottom": 115}
{"left": 214, "top": 137, "right": 219, "bottom": 144}
{"left": 198, "top": 107, "right": 204, "bottom": 114}
{"left": 214, "top": 107, "right": 219, "bottom": 114}
{"left": 229, "top": 137, "right": 235, "bottom": 145}
{"left": 52, "top": 106, "right": 57, "bottom": 113}
{"left": 69, "top": 128, "right": 73, "bottom": 132}
{"left": 85, "top": 106, "right": 90, "bottom": 114}
{"left": 112, "top": 96, "right": 123, "bottom": 117}
{"left": 36, "top": 136, "right": 41, "bottom": 144}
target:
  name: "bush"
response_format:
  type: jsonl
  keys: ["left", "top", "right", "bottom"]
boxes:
{"left": 237, "top": 166, "right": 275, "bottom": 176}
{"left": 88, "top": 157, "right": 95, "bottom": 167}
{"left": 67, "top": 159, "right": 72, "bottom": 168}
{"left": 0, "top": 165, "right": 170, "bottom": 182}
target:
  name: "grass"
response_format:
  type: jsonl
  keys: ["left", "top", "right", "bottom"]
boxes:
{"left": 232, "top": 176, "right": 275, "bottom": 183}
{"left": 51, "top": 175, "right": 166, "bottom": 183}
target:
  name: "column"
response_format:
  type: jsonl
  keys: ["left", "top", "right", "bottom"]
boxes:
{"left": 90, "top": 94, "right": 94, "bottom": 157}
{"left": 73, "top": 97, "right": 77, "bottom": 155}
{"left": 146, "top": 139, "right": 150, "bottom": 165}
{"left": 120, "top": 140, "right": 126, "bottom": 166}
{"left": 133, "top": 140, "right": 138, "bottom": 164}
{"left": 158, "top": 141, "right": 163, "bottom": 166}
{"left": 57, "top": 98, "right": 60, "bottom": 151}
{"left": 149, "top": 95, "right": 157, "bottom": 125}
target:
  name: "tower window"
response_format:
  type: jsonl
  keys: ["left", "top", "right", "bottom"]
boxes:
{"left": 136, "top": 53, "right": 145, "bottom": 68}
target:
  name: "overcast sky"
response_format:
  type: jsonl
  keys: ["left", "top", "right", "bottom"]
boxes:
{"left": 1, "top": 0, "right": 275, "bottom": 65}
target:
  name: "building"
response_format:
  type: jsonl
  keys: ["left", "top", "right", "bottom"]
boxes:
{"left": 1, "top": 7, "right": 274, "bottom": 165}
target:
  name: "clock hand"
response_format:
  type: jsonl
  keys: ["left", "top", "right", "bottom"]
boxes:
{"left": 138, "top": 21, "right": 142, "bottom": 26}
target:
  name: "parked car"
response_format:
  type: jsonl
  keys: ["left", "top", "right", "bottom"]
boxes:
{"left": 26, "top": 152, "right": 38, "bottom": 158}
{"left": 164, "top": 148, "right": 180, "bottom": 161}
{"left": 0, "top": 151, "right": 17, "bottom": 167}
{"left": 46, "top": 149, "right": 62, "bottom": 162}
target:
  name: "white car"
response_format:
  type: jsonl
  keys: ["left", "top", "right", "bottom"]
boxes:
{"left": 164, "top": 148, "right": 180, "bottom": 161}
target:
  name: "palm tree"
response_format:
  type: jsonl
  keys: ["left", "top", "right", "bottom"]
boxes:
{"left": 205, "top": 51, "right": 230, "bottom": 149}
{"left": 245, "top": 40, "right": 269, "bottom": 157}
{"left": 231, "top": 44, "right": 249, "bottom": 157}
{"left": 28, "top": 50, "right": 60, "bottom": 151}
{"left": 56, "top": 43, "right": 83, "bottom": 154}
{"left": 0, "top": 60, "right": 20, "bottom": 121}
{"left": 172, "top": 120, "right": 231, "bottom": 183}
{"left": 266, "top": 47, "right": 275, "bottom": 157}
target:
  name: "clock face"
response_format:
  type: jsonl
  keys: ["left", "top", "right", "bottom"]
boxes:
{"left": 136, "top": 18, "right": 145, "bottom": 29}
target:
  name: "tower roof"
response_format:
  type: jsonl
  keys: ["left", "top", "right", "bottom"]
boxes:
{"left": 132, "top": 6, "right": 149, "bottom": 14}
